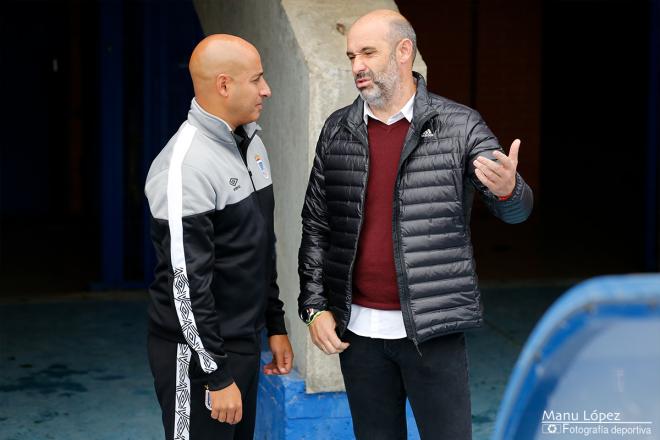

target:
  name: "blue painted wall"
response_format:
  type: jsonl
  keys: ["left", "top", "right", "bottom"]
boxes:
{"left": 256, "top": 352, "right": 421, "bottom": 440}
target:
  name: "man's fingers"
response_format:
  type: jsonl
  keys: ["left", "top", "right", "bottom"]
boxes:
{"left": 225, "top": 408, "right": 234, "bottom": 424}
{"left": 313, "top": 338, "right": 326, "bottom": 353}
{"left": 226, "top": 407, "right": 237, "bottom": 424}
{"left": 475, "top": 168, "right": 495, "bottom": 188}
{"left": 275, "top": 351, "right": 287, "bottom": 373}
{"left": 323, "top": 337, "right": 343, "bottom": 354}
{"left": 312, "top": 337, "right": 330, "bottom": 354}
{"left": 282, "top": 350, "right": 293, "bottom": 372}
{"left": 509, "top": 139, "right": 521, "bottom": 163}
{"left": 490, "top": 151, "right": 514, "bottom": 170}
{"left": 314, "top": 335, "right": 348, "bottom": 354}
{"left": 475, "top": 162, "right": 499, "bottom": 182}
{"left": 329, "top": 334, "right": 346, "bottom": 351}
{"left": 233, "top": 402, "right": 244, "bottom": 423}
{"left": 233, "top": 407, "right": 243, "bottom": 425}
{"left": 475, "top": 156, "right": 505, "bottom": 176}
{"left": 311, "top": 334, "right": 325, "bottom": 351}
{"left": 211, "top": 408, "right": 220, "bottom": 420}
{"left": 218, "top": 408, "right": 228, "bottom": 423}
{"left": 321, "top": 339, "right": 336, "bottom": 354}
{"left": 267, "top": 334, "right": 293, "bottom": 374}
{"left": 324, "top": 336, "right": 349, "bottom": 354}
{"left": 328, "top": 341, "right": 349, "bottom": 353}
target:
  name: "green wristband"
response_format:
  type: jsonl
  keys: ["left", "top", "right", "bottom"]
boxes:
{"left": 306, "top": 310, "right": 326, "bottom": 327}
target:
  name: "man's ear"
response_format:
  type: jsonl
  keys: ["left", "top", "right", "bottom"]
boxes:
{"left": 216, "top": 74, "right": 230, "bottom": 97}
{"left": 397, "top": 39, "right": 414, "bottom": 65}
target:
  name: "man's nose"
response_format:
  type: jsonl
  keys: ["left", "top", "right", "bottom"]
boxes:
{"left": 352, "top": 56, "right": 366, "bottom": 76}
{"left": 261, "top": 79, "right": 272, "bottom": 98}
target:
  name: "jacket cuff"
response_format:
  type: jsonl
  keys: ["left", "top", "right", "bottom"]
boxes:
{"left": 496, "top": 173, "right": 523, "bottom": 205}
{"left": 492, "top": 172, "right": 533, "bottom": 224}
{"left": 298, "top": 303, "right": 328, "bottom": 324}
{"left": 266, "top": 314, "right": 288, "bottom": 336}
{"left": 206, "top": 362, "right": 234, "bottom": 391}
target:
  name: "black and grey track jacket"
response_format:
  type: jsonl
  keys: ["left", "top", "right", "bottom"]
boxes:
{"left": 145, "top": 99, "right": 286, "bottom": 390}
{"left": 298, "top": 73, "right": 533, "bottom": 346}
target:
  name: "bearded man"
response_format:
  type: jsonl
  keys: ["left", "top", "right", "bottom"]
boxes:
{"left": 297, "top": 9, "right": 533, "bottom": 440}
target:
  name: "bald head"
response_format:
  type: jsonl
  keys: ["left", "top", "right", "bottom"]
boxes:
{"left": 189, "top": 34, "right": 260, "bottom": 97}
{"left": 351, "top": 9, "right": 403, "bottom": 29}
{"left": 188, "top": 34, "right": 271, "bottom": 128}
{"left": 349, "top": 10, "right": 417, "bottom": 63}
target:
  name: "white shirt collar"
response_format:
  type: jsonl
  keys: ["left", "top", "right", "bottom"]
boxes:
{"left": 363, "top": 93, "right": 415, "bottom": 126}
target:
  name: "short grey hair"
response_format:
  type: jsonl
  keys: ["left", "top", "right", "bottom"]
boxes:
{"left": 389, "top": 17, "right": 417, "bottom": 62}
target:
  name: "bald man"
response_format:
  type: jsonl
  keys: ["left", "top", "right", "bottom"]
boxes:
{"left": 145, "top": 35, "right": 293, "bottom": 440}
{"left": 298, "top": 10, "right": 532, "bottom": 439}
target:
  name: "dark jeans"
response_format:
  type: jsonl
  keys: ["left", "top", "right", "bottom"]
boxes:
{"left": 339, "top": 330, "right": 472, "bottom": 440}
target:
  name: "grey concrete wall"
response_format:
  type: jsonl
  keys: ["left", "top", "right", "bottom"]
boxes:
{"left": 193, "top": 0, "right": 425, "bottom": 393}
{"left": 193, "top": 0, "right": 312, "bottom": 388}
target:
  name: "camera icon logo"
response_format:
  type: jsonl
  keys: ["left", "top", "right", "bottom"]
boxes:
{"left": 542, "top": 424, "right": 558, "bottom": 434}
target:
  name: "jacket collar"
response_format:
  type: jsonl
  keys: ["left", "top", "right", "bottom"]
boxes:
{"left": 363, "top": 93, "right": 415, "bottom": 125}
{"left": 344, "top": 72, "right": 436, "bottom": 131}
{"left": 187, "top": 98, "right": 261, "bottom": 145}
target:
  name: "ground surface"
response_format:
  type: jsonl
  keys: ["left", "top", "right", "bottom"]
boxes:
{"left": 0, "top": 285, "right": 566, "bottom": 439}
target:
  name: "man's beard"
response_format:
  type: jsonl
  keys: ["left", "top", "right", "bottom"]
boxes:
{"left": 355, "top": 54, "right": 399, "bottom": 110}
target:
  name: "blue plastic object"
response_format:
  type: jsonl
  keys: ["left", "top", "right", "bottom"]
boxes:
{"left": 492, "top": 275, "right": 660, "bottom": 439}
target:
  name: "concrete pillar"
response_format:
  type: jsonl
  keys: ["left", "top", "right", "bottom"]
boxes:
{"left": 193, "top": 0, "right": 426, "bottom": 393}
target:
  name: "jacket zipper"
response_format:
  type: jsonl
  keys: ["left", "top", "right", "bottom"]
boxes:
{"left": 393, "top": 181, "right": 420, "bottom": 353}
{"left": 247, "top": 169, "right": 256, "bottom": 191}
{"left": 238, "top": 133, "right": 258, "bottom": 191}
{"left": 393, "top": 113, "right": 437, "bottom": 354}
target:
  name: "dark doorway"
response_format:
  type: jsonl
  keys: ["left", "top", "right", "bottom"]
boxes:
{"left": 0, "top": 1, "right": 101, "bottom": 296}
{"left": 537, "top": 0, "right": 650, "bottom": 277}
{"left": 398, "top": 0, "right": 655, "bottom": 281}
{"left": 0, "top": 0, "right": 203, "bottom": 296}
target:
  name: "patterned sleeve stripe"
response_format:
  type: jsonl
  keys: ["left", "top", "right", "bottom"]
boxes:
{"left": 174, "top": 343, "right": 191, "bottom": 440}
{"left": 167, "top": 122, "right": 218, "bottom": 374}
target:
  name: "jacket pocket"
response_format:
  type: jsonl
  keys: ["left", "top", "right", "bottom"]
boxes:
{"left": 450, "top": 168, "right": 461, "bottom": 202}
{"left": 450, "top": 168, "right": 467, "bottom": 234}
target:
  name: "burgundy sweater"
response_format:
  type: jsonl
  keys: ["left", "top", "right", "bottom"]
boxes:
{"left": 352, "top": 117, "right": 411, "bottom": 310}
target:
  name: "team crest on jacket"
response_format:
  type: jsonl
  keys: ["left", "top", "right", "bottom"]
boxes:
{"left": 255, "top": 154, "right": 269, "bottom": 179}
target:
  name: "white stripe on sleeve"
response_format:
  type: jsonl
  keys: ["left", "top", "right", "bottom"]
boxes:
{"left": 167, "top": 122, "right": 219, "bottom": 374}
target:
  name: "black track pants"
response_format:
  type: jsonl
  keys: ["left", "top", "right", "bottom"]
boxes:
{"left": 148, "top": 333, "right": 260, "bottom": 440}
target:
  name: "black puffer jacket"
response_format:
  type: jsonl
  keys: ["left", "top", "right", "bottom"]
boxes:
{"left": 298, "top": 73, "right": 533, "bottom": 345}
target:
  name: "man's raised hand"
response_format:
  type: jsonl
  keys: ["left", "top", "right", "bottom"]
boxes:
{"left": 473, "top": 139, "right": 520, "bottom": 198}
